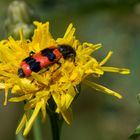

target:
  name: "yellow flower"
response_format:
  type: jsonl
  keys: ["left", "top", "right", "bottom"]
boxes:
{"left": 0, "top": 21, "right": 130, "bottom": 136}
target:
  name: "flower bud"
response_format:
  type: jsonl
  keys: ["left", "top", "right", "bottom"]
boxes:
{"left": 5, "top": 0, "right": 38, "bottom": 39}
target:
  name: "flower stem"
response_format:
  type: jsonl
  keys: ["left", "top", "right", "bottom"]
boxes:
{"left": 47, "top": 97, "right": 63, "bottom": 140}
{"left": 49, "top": 112, "right": 63, "bottom": 140}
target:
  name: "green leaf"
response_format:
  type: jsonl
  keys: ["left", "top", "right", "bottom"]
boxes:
{"left": 129, "top": 124, "right": 140, "bottom": 140}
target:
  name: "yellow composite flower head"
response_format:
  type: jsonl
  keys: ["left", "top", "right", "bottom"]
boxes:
{"left": 0, "top": 21, "right": 130, "bottom": 136}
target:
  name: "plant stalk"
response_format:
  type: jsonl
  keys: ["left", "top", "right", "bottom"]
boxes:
{"left": 49, "top": 112, "right": 63, "bottom": 140}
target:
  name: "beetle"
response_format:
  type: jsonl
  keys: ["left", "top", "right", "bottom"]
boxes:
{"left": 18, "top": 44, "right": 76, "bottom": 78}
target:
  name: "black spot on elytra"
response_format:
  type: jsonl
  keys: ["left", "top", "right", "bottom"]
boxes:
{"left": 41, "top": 48, "right": 56, "bottom": 61}
{"left": 24, "top": 57, "right": 41, "bottom": 72}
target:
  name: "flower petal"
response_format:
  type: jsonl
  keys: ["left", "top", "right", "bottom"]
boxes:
{"left": 61, "top": 107, "right": 73, "bottom": 125}
{"left": 16, "top": 113, "right": 28, "bottom": 135}
{"left": 9, "top": 94, "right": 31, "bottom": 102}
{"left": 83, "top": 79, "right": 122, "bottom": 99}
{"left": 23, "top": 101, "right": 43, "bottom": 136}
{"left": 99, "top": 51, "right": 113, "bottom": 66}
{"left": 101, "top": 66, "right": 130, "bottom": 74}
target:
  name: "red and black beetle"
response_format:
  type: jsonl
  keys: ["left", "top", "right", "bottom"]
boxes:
{"left": 18, "top": 45, "right": 76, "bottom": 78}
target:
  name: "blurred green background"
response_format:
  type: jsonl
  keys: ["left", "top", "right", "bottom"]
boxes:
{"left": 0, "top": 0, "right": 140, "bottom": 140}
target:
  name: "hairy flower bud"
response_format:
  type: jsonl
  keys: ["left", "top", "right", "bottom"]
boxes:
{"left": 5, "top": 0, "right": 38, "bottom": 39}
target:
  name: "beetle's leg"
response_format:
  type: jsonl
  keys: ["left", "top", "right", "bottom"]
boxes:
{"left": 38, "top": 66, "right": 50, "bottom": 74}
{"left": 52, "top": 62, "right": 61, "bottom": 73}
